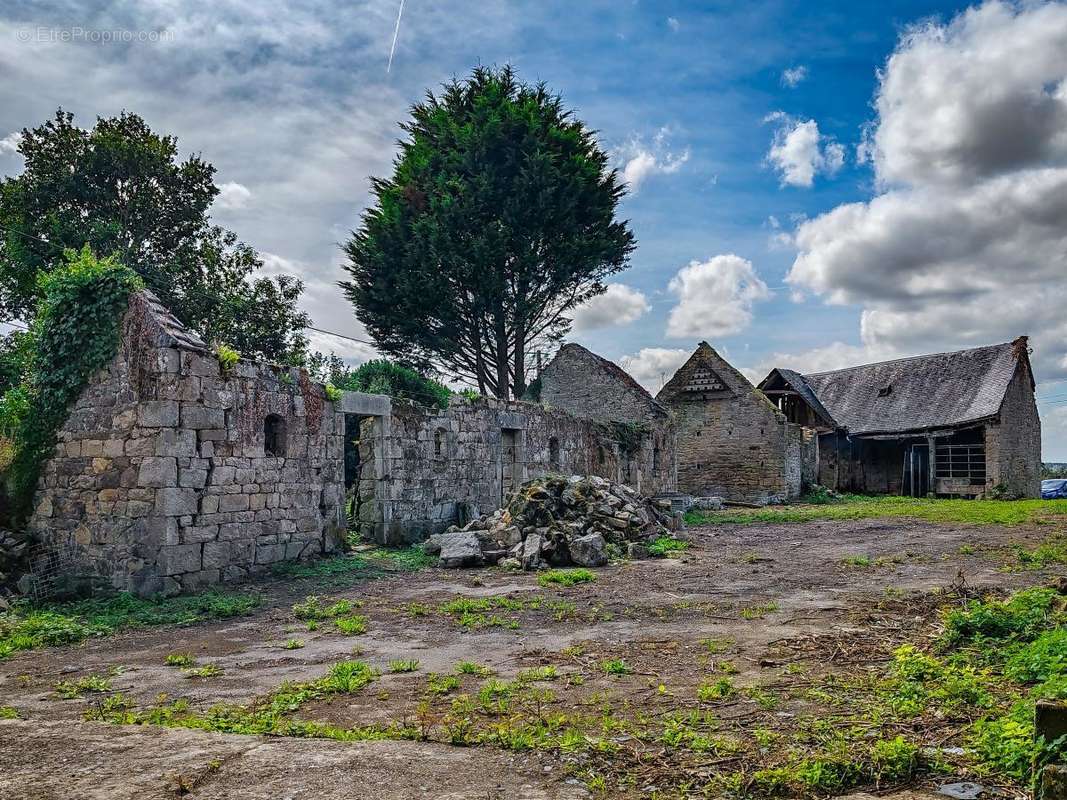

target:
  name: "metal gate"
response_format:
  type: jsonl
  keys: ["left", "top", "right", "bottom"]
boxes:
{"left": 902, "top": 443, "right": 929, "bottom": 497}
{"left": 501, "top": 429, "right": 518, "bottom": 504}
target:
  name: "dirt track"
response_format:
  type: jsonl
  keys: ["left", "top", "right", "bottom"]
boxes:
{"left": 0, "top": 517, "right": 1059, "bottom": 800}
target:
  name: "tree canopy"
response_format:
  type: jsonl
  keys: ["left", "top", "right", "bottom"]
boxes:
{"left": 341, "top": 66, "right": 635, "bottom": 399}
{"left": 0, "top": 109, "right": 309, "bottom": 364}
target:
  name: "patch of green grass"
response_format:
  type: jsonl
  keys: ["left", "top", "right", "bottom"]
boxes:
{"left": 699, "top": 637, "right": 733, "bottom": 654}
{"left": 335, "top": 615, "right": 369, "bottom": 635}
{"left": 740, "top": 601, "right": 780, "bottom": 620}
{"left": 272, "top": 554, "right": 379, "bottom": 581}
{"left": 292, "top": 596, "right": 361, "bottom": 621}
{"left": 538, "top": 568, "right": 596, "bottom": 588}
{"left": 0, "top": 706, "right": 18, "bottom": 719}
{"left": 647, "top": 537, "right": 690, "bottom": 557}
{"left": 1010, "top": 535, "right": 1067, "bottom": 570}
{"left": 841, "top": 555, "right": 872, "bottom": 567}
{"left": 283, "top": 639, "right": 305, "bottom": 650}
{"left": 184, "top": 664, "right": 223, "bottom": 679}
{"left": 164, "top": 653, "right": 194, "bottom": 667}
{"left": 403, "top": 602, "right": 429, "bottom": 617}
{"left": 363, "top": 546, "right": 437, "bottom": 571}
{"left": 0, "top": 590, "right": 260, "bottom": 660}
{"left": 55, "top": 674, "right": 111, "bottom": 699}
{"left": 388, "top": 659, "right": 420, "bottom": 673}
{"left": 517, "top": 665, "right": 559, "bottom": 682}
{"left": 426, "top": 673, "right": 461, "bottom": 695}
{"left": 941, "top": 587, "right": 1063, "bottom": 646}
{"left": 687, "top": 496, "right": 1067, "bottom": 527}
{"left": 600, "top": 659, "right": 632, "bottom": 675}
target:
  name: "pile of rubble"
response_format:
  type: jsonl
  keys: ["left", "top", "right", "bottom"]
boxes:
{"left": 0, "top": 529, "right": 29, "bottom": 599}
{"left": 424, "top": 475, "right": 684, "bottom": 570}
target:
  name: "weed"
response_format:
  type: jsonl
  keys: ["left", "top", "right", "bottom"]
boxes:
{"left": 601, "top": 659, "right": 632, "bottom": 675}
{"left": 456, "top": 661, "right": 492, "bottom": 676}
{"left": 335, "top": 615, "right": 369, "bottom": 635}
{"left": 404, "top": 602, "right": 429, "bottom": 617}
{"left": 215, "top": 345, "right": 240, "bottom": 372}
{"left": 292, "top": 596, "right": 360, "bottom": 622}
{"left": 740, "top": 601, "right": 780, "bottom": 620}
{"left": 538, "top": 568, "right": 596, "bottom": 588}
{"left": 184, "top": 664, "right": 223, "bottom": 679}
{"left": 518, "top": 665, "right": 559, "bottom": 682}
{"left": 55, "top": 674, "right": 111, "bottom": 699}
{"left": 164, "top": 653, "right": 194, "bottom": 667}
{"left": 389, "top": 659, "right": 420, "bottom": 673}
{"left": 284, "top": 639, "right": 305, "bottom": 650}
{"left": 0, "top": 706, "right": 18, "bottom": 719}
{"left": 841, "top": 555, "right": 872, "bottom": 567}
{"left": 699, "top": 637, "right": 733, "bottom": 654}
{"left": 647, "top": 537, "right": 690, "bottom": 557}
{"left": 697, "top": 677, "right": 734, "bottom": 701}
{"left": 426, "top": 673, "right": 461, "bottom": 695}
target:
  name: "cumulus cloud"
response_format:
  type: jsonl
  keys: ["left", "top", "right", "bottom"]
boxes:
{"left": 569, "top": 283, "right": 650, "bottom": 331}
{"left": 781, "top": 65, "right": 808, "bottom": 88}
{"left": 214, "top": 181, "right": 252, "bottom": 210}
{"left": 0, "top": 131, "right": 21, "bottom": 155}
{"left": 667, "top": 17, "right": 680, "bottom": 32}
{"left": 863, "top": 1, "right": 1067, "bottom": 187}
{"left": 787, "top": 1, "right": 1067, "bottom": 391}
{"left": 739, "top": 340, "right": 899, "bottom": 385}
{"left": 618, "top": 347, "right": 691, "bottom": 393}
{"left": 765, "top": 114, "right": 844, "bottom": 187}
{"left": 666, "top": 254, "right": 770, "bottom": 339}
{"left": 616, "top": 127, "right": 690, "bottom": 193}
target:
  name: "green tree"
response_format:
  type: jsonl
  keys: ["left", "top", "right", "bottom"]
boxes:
{"left": 0, "top": 109, "right": 309, "bottom": 363}
{"left": 341, "top": 66, "right": 635, "bottom": 399}
{"left": 329, "top": 359, "right": 451, "bottom": 409}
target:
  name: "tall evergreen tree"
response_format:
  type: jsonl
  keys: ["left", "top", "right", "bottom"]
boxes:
{"left": 342, "top": 66, "right": 635, "bottom": 398}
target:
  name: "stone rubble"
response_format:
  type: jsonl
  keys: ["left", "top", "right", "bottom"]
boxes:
{"left": 423, "top": 474, "right": 684, "bottom": 570}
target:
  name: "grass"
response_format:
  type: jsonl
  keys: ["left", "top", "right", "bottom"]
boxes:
{"left": 600, "top": 658, "right": 632, "bottom": 675}
{"left": 388, "top": 659, "right": 420, "bottom": 673}
{"left": 647, "top": 537, "right": 691, "bottom": 557}
{"left": 164, "top": 653, "right": 194, "bottom": 667}
{"left": 841, "top": 555, "right": 873, "bottom": 567}
{"left": 0, "top": 706, "right": 18, "bottom": 719}
{"left": 335, "top": 615, "right": 369, "bottom": 635}
{"left": 272, "top": 546, "right": 434, "bottom": 583}
{"left": 686, "top": 495, "right": 1067, "bottom": 527}
{"left": 184, "top": 664, "right": 223, "bottom": 679}
{"left": 538, "top": 568, "right": 596, "bottom": 588}
{"left": 0, "top": 590, "right": 260, "bottom": 660}
{"left": 740, "top": 601, "right": 780, "bottom": 620}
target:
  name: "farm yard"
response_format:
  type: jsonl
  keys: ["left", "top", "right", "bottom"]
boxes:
{"left": 1, "top": 498, "right": 1065, "bottom": 800}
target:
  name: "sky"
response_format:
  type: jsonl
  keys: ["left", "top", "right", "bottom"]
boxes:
{"left": 2, "top": 1, "right": 1067, "bottom": 458}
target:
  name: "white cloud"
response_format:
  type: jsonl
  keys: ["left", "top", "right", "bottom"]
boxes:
{"left": 783, "top": 0, "right": 1067, "bottom": 457}
{"left": 616, "top": 127, "right": 690, "bottom": 193}
{"left": 666, "top": 254, "right": 770, "bottom": 339}
{"left": 570, "top": 283, "right": 650, "bottom": 331}
{"left": 739, "top": 340, "right": 898, "bottom": 385}
{"left": 618, "top": 347, "right": 691, "bottom": 393}
{"left": 0, "top": 131, "right": 20, "bottom": 155}
{"left": 865, "top": 0, "right": 1067, "bottom": 187}
{"left": 667, "top": 17, "right": 680, "bottom": 32}
{"left": 781, "top": 65, "right": 808, "bottom": 88}
{"left": 214, "top": 180, "right": 252, "bottom": 210}
{"left": 765, "top": 114, "right": 844, "bottom": 187}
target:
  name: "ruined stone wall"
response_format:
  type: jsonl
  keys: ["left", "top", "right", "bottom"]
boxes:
{"left": 30, "top": 294, "right": 345, "bottom": 595}
{"left": 540, "top": 343, "right": 665, "bottom": 426}
{"left": 985, "top": 362, "right": 1041, "bottom": 498}
{"left": 360, "top": 396, "right": 675, "bottom": 546}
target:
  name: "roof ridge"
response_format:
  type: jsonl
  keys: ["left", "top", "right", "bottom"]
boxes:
{"left": 804, "top": 341, "right": 1015, "bottom": 378}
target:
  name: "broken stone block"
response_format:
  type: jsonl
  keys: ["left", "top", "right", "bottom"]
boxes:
{"left": 569, "top": 533, "right": 608, "bottom": 567}
{"left": 436, "top": 531, "right": 484, "bottom": 568}
{"left": 1038, "top": 764, "right": 1067, "bottom": 800}
{"left": 522, "top": 532, "right": 543, "bottom": 570}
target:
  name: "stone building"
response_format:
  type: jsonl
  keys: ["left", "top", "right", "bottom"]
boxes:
{"left": 27, "top": 292, "right": 675, "bottom": 594}
{"left": 538, "top": 343, "right": 675, "bottom": 494}
{"left": 656, "top": 342, "right": 805, "bottom": 504}
{"left": 758, "top": 337, "right": 1041, "bottom": 498}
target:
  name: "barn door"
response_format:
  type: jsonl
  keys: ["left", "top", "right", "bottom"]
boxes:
{"left": 501, "top": 429, "right": 518, "bottom": 504}
{"left": 903, "top": 443, "right": 929, "bottom": 497}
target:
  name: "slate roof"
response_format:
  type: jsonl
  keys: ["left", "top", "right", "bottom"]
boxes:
{"left": 772, "top": 341, "right": 1028, "bottom": 436}
{"left": 139, "top": 290, "right": 209, "bottom": 352}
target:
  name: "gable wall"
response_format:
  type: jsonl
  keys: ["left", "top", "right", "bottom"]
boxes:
{"left": 985, "top": 360, "right": 1041, "bottom": 498}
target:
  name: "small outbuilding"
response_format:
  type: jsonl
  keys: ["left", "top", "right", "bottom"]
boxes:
{"left": 758, "top": 337, "right": 1041, "bottom": 498}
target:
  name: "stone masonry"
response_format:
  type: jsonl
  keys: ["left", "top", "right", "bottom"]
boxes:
{"left": 30, "top": 292, "right": 346, "bottom": 596}
{"left": 657, "top": 342, "right": 803, "bottom": 504}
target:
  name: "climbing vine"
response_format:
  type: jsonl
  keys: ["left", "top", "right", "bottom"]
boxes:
{"left": 0, "top": 246, "right": 142, "bottom": 521}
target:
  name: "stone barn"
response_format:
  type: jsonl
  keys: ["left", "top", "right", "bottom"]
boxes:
{"left": 26, "top": 292, "right": 675, "bottom": 594}
{"left": 758, "top": 337, "right": 1041, "bottom": 498}
{"left": 538, "top": 343, "right": 675, "bottom": 495}
{"left": 656, "top": 342, "right": 805, "bottom": 504}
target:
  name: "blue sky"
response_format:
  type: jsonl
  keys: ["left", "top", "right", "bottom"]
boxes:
{"left": 2, "top": 1, "right": 1067, "bottom": 457}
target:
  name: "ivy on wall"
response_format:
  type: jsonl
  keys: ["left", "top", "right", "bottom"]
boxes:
{"left": 0, "top": 246, "right": 142, "bottom": 522}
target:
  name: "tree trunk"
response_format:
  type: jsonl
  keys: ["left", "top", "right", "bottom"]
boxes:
{"left": 512, "top": 319, "right": 526, "bottom": 399}
{"left": 494, "top": 313, "right": 509, "bottom": 400}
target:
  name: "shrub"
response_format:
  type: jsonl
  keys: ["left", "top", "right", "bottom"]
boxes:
{"left": 215, "top": 344, "right": 240, "bottom": 372}
{"left": 331, "top": 359, "right": 451, "bottom": 409}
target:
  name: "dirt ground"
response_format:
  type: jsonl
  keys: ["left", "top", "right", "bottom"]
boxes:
{"left": 0, "top": 517, "right": 1060, "bottom": 800}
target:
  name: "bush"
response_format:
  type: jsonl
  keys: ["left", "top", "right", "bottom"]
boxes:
{"left": 331, "top": 359, "right": 451, "bottom": 409}
{"left": 0, "top": 247, "right": 142, "bottom": 521}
